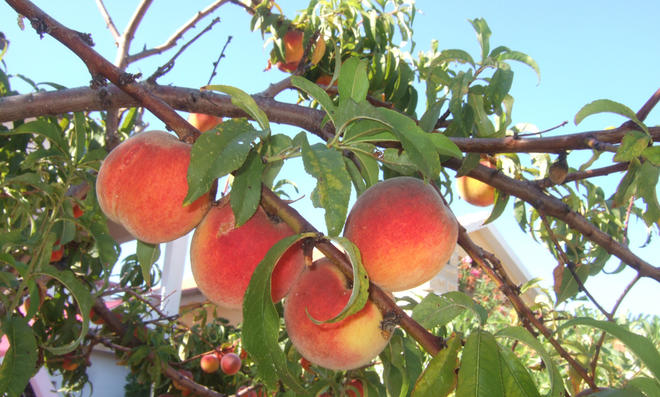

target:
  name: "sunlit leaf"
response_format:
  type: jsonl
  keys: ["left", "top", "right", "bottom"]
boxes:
{"left": 411, "top": 335, "right": 460, "bottom": 397}
{"left": 0, "top": 316, "right": 38, "bottom": 397}
{"left": 230, "top": 150, "right": 264, "bottom": 227}
{"left": 291, "top": 76, "right": 336, "bottom": 124}
{"left": 203, "top": 85, "right": 270, "bottom": 132}
{"left": 136, "top": 240, "right": 160, "bottom": 288}
{"left": 614, "top": 131, "right": 651, "bottom": 162}
{"left": 574, "top": 99, "right": 648, "bottom": 134}
{"left": 456, "top": 329, "right": 505, "bottom": 397}
{"left": 338, "top": 56, "right": 369, "bottom": 103}
{"left": 412, "top": 291, "right": 488, "bottom": 328}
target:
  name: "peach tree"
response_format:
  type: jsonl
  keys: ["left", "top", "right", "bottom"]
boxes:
{"left": 1, "top": 0, "right": 659, "bottom": 396}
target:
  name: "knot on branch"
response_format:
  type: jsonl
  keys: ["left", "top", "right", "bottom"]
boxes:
{"left": 90, "top": 74, "right": 108, "bottom": 89}
{"left": 29, "top": 16, "right": 49, "bottom": 38}
{"left": 119, "top": 72, "right": 142, "bottom": 86}
{"left": 76, "top": 31, "right": 95, "bottom": 46}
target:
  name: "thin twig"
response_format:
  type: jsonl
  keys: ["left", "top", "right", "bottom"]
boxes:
{"left": 635, "top": 87, "right": 660, "bottom": 122}
{"left": 535, "top": 162, "right": 628, "bottom": 189}
{"left": 207, "top": 35, "right": 233, "bottom": 85}
{"left": 148, "top": 17, "right": 221, "bottom": 83}
{"left": 516, "top": 121, "right": 569, "bottom": 138}
{"left": 94, "top": 0, "right": 120, "bottom": 43}
{"left": 115, "top": 0, "right": 153, "bottom": 68}
{"left": 125, "top": 0, "right": 231, "bottom": 65}
{"left": 538, "top": 214, "right": 612, "bottom": 321}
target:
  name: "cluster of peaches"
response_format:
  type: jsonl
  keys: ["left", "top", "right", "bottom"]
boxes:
{"left": 95, "top": 116, "right": 463, "bottom": 376}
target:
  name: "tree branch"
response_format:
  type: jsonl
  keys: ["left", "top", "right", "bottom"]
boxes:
{"left": 125, "top": 0, "right": 231, "bottom": 65}
{"left": 94, "top": 0, "right": 120, "bottom": 43}
{"left": 5, "top": 0, "right": 201, "bottom": 143}
{"left": 115, "top": 0, "right": 153, "bottom": 68}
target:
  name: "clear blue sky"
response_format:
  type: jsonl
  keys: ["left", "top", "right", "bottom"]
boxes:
{"left": 1, "top": 0, "right": 658, "bottom": 316}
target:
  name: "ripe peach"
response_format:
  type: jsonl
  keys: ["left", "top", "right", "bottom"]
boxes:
{"left": 343, "top": 176, "right": 458, "bottom": 292}
{"left": 277, "top": 30, "right": 326, "bottom": 72}
{"left": 345, "top": 379, "right": 364, "bottom": 397}
{"left": 96, "top": 131, "right": 212, "bottom": 244}
{"left": 72, "top": 204, "right": 84, "bottom": 218}
{"left": 187, "top": 113, "right": 222, "bottom": 133}
{"left": 220, "top": 352, "right": 241, "bottom": 375}
{"left": 190, "top": 200, "right": 304, "bottom": 309}
{"left": 456, "top": 158, "right": 496, "bottom": 207}
{"left": 50, "top": 241, "right": 63, "bottom": 262}
{"left": 200, "top": 353, "right": 220, "bottom": 373}
{"left": 283, "top": 258, "right": 391, "bottom": 371}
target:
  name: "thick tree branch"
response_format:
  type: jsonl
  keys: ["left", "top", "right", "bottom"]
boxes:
{"left": 5, "top": 0, "right": 201, "bottom": 143}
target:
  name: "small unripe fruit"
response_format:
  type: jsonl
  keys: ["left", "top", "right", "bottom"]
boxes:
{"left": 200, "top": 353, "right": 220, "bottom": 373}
{"left": 344, "top": 176, "right": 458, "bottom": 291}
{"left": 220, "top": 352, "right": 241, "bottom": 375}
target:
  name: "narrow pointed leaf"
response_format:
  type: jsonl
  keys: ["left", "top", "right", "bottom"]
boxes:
{"left": 230, "top": 150, "right": 264, "bottom": 226}
{"left": 412, "top": 291, "right": 488, "bottom": 328}
{"left": 411, "top": 335, "right": 461, "bottom": 397}
{"left": 243, "top": 233, "right": 314, "bottom": 392}
{"left": 574, "top": 99, "right": 648, "bottom": 134}
{"left": 185, "top": 119, "right": 264, "bottom": 204}
{"left": 136, "top": 240, "right": 160, "bottom": 287}
{"left": 496, "top": 326, "right": 564, "bottom": 397}
{"left": 301, "top": 137, "right": 351, "bottom": 236}
{"left": 483, "top": 190, "right": 509, "bottom": 225}
{"left": 614, "top": 131, "right": 651, "bottom": 162}
{"left": 497, "top": 51, "right": 541, "bottom": 84}
{"left": 291, "top": 76, "right": 336, "bottom": 125}
{"left": 0, "top": 317, "right": 38, "bottom": 397}
{"left": 338, "top": 57, "right": 369, "bottom": 103}
{"left": 456, "top": 330, "right": 505, "bottom": 397}
{"left": 37, "top": 265, "right": 93, "bottom": 355}
{"left": 429, "top": 132, "right": 463, "bottom": 159}
{"left": 419, "top": 100, "right": 445, "bottom": 132}
{"left": 469, "top": 18, "right": 492, "bottom": 62}
{"left": 499, "top": 347, "right": 542, "bottom": 397}
{"left": 203, "top": 85, "right": 270, "bottom": 132}
{"left": 7, "top": 119, "right": 68, "bottom": 155}
{"left": 559, "top": 318, "right": 660, "bottom": 382}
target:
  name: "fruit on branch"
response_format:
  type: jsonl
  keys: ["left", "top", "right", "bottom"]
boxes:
{"left": 190, "top": 200, "right": 304, "bottom": 309}
{"left": 96, "top": 131, "right": 212, "bottom": 244}
{"left": 343, "top": 176, "right": 458, "bottom": 292}
{"left": 220, "top": 352, "right": 242, "bottom": 375}
{"left": 200, "top": 353, "right": 220, "bottom": 373}
{"left": 277, "top": 30, "right": 326, "bottom": 72}
{"left": 172, "top": 369, "right": 193, "bottom": 396}
{"left": 187, "top": 113, "right": 222, "bottom": 133}
{"left": 50, "top": 241, "right": 63, "bottom": 262}
{"left": 72, "top": 203, "right": 84, "bottom": 218}
{"left": 60, "top": 355, "right": 79, "bottom": 371}
{"left": 283, "top": 258, "right": 391, "bottom": 371}
{"left": 344, "top": 379, "right": 364, "bottom": 397}
{"left": 456, "top": 157, "right": 496, "bottom": 207}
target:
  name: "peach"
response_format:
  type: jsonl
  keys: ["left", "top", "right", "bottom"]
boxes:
{"left": 200, "top": 353, "right": 220, "bottom": 373}
{"left": 343, "top": 176, "right": 458, "bottom": 292}
{"left": 95, "top": 131, "right": 212, "bottom": 244}
{"left": 277, "top": 30, "right": 325, "bottom": 72}
{"left": 187, "top": 113, "right": 222, "bottom": 133}
{"left": 220, "top": 352, "right": 241, "bottom": 375}
{"left": 283, "top": 258, "right": 391, "bottom": 371}
{"left": 457, "top": 158, "right": 496, "bottom": 207}
{"left": 190, "top": 200, "right": 304, "bottom": 309}
{"left": 50, "top": 241, "right": 63, "bottom": 262}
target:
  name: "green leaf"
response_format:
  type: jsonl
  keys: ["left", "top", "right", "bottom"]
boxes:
{"left": 72, "top": 112, "right": 87, "bottom": 163}
{"left": 380, "top": 330, "right": 410, "bottom": 397}
{"left": 419, "top": 100, "right": 445, "bottom": 133}
{"left": 456, "top": 153, "right": 482, "bottom": 177}
{"left": 338, "top": 56, "right": 369, "bottom": 103}
{"left": 411, "top": 335, "right": 460, "bottom": 397}
{"left": 497, "top": 50, "right": 541, "bottom": 84}
{"left": 637, "top": 162, "right": 660, "bottom": 227}
{"left": 574, "top": 99, "right": 648, "bottom": 134}
{"left": 486, "top": 68, "right": 514, "bottom": 109}
{"left": 614, "top": 131, "right": 651, "bottom": 162}
{"left": 499, "top": 347, "right": 542, "bottom": 397}
{"left": 553, "top": 263, "right": 590, "bottom": 304}
{"left": 301, "top": 137, "right": 351, "bottom": 236}
{"left": 456, "top": 330, "right": 505, "bottom": 397}
{"left": 559, "top": 318, "right": 660, "bottom": 382}
{"left": 612, "top": 159, "right": 641, "bottom": 207}
{"left": 136, "top": 240, "right": 160, "bottom": 288}
{"left": 468, "top": 93, "right": 497, "bottom": 137}
{"left": 0, "top": 317, "right": 38, "bottom": 397}
{"left": 243, "top": 233, "right": 314, "bottom": 392}
{"left": 412, "top": 291, "right": 488, "bottom": 328}
{"left": 230, "top": 150, "right": 264, "bottom": 227}
{"left": 344, "top": 157, "right": 367, "bottom": 195}
{"left": 307, "top": 236, "right": 369, "bottom": 325}
{"left": 89, "top": 220, "right": 119, "bottom": 265}
{"left": 203, "top": 85, "right": 270, "bottom": 132}
{"left": 6, "top": 119, "right": 68, "bottom": 155}
{"left": 642, "top": 146, "right": 660, "bottom": 166}
{"left": 291, "top": 76, "right": 336, "bottom": 125}
{"left": 589, "top": 388, "right": 646, "bottom": 397}
{"left": 429, "top": 132, "right": 463, "bottom": 159}
{"left": 37, "top": 266, "right": 93, "bottom": 355}
{"left": 627, "top": 377, "right": 660, "bottom": 397}
{"left": 185, "top": 119, "right": 264, "bottom": 205}
{"left": 376, "top": 108, "right": 441, "bottom": 179}
{"left": 483, "top": 190, "right": 509, "bottom": 225}
{"left": 469, "top": 18, "right": 492, "bottom": 63}
{"left": 346, "top": 143, "right": 380, "bottom": 188}
{"left": 432, "top": 49, "right": 476, "bottom": 67}
{"left": 496, "top": 326, "right": 564, "bottom": 397}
